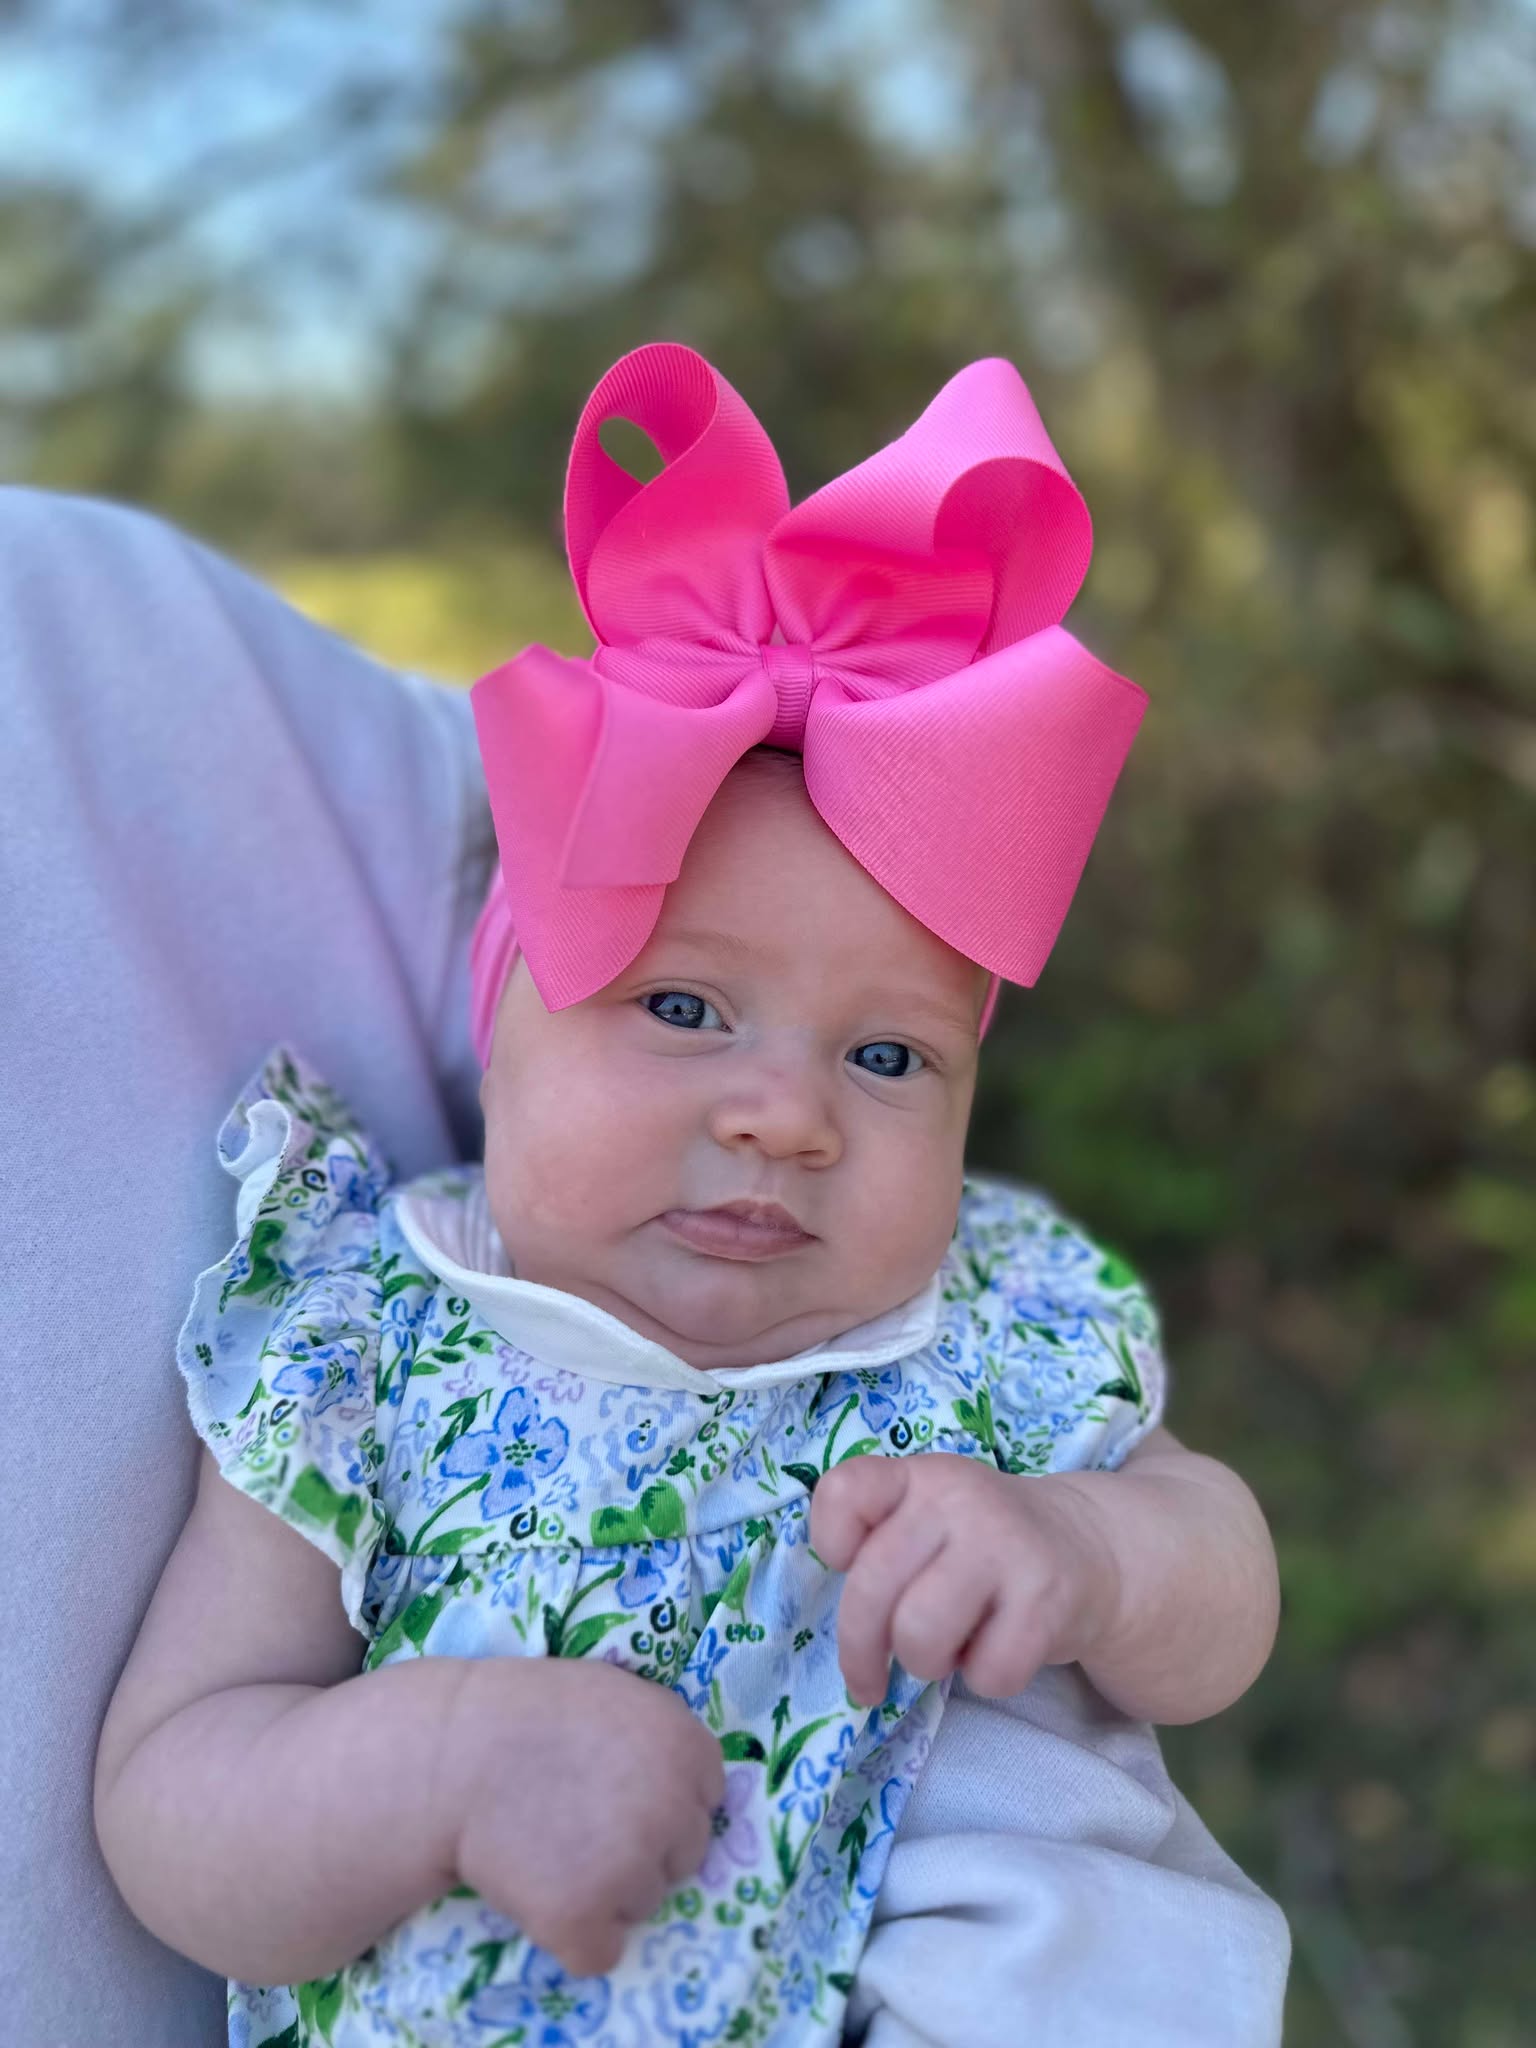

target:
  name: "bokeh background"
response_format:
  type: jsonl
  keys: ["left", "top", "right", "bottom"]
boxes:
{"left": 4, "top": 3, "right": 1534, "bottom": 2040}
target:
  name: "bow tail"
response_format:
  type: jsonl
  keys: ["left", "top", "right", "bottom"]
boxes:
{"left": 472, "top": 647, "right": 777, "bottom": 1010}
{"left": 804, "top": 628, "right": 1147, "bottom": 986}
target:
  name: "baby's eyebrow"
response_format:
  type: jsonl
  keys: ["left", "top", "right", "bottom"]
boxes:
{"left": 655, "top": 926, "right": 760, "bottom": 962}
{"left": 890, "top": 992, "right": 984, "bottom": 1037}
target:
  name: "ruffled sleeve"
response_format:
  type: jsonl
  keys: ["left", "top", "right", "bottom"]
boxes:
{"left": 177, "top": 1048, "right": 397, "bottom": 1630}
{"left": 949, "top": 1179, "right": 1167, "bottom": 1477}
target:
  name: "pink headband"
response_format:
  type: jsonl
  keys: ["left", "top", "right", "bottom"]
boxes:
{"left": 469, "top": 343, "right": 1144, "bottom": 1064}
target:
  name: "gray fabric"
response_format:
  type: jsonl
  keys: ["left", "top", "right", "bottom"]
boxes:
{"left": 0, "top": 490, "right": 490, "bottom": 2044}
{"left": 848, "top": 1670, "right": 1289, "bottom": 2045}
{"left": 0, "top": 491, "right": 1287, "bottom": 2045}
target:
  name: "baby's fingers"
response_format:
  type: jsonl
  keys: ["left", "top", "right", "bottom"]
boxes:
{"left": 810, "top": 1453, "right": 910, "bottom": 1572}
{"left": 538, "top": 1911, "right": 627, "bottom": 1981}
{"left": 836, "top": 1507, "right": 945, "bottom": 1706}
{"left": 889, "top": 1549, "right": 993, "bottom": 1686}
{"left": 958, "top": 1593, "right": 1055, "bottom": 1700}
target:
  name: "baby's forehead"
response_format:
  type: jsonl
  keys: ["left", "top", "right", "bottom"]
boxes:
{"left": 646, "top": 747, "right": 988, "bottom": 1026}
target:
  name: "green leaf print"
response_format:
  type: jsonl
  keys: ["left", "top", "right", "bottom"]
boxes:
{"left": 1096, "top": 1249, "right": 1140, "bottom": 1292}
{"left": 259, "top": 2026, "right": 302, "bottom": 2048}
{"left": 409, "top": 1474, "right": 490, "bottom": 1550}
{"left": 562, "top": 1611, "right": 629, "bottom": 1659}
{"left": 783, "top": 1462, "right": 822, "bottom": 1494}
{"left": 457, "top": 1939, "right": 509, "bottom": 2006}
{"left": 719, "top": 1731, "right": 768, "bottom": 1762}
{"left": 835, "top": 1436, "right": 881, "bottom": 1464}
{"left": 368, "top": 1566, "right": 467, "bottom": 1664}
{"left": 416, "top": 1523, "right": 492, "bottom": 1556}
{"left": 431, "top": 1392, "right": 492, "bottom": 1462}
{"left": 639, "top": 1481, "right": 686, "bottom": 1539}
{"left": 229, "top": 1216, "right": 287, "bottom": 1303}
{"left": 235, "top": 1375, "right": 271, "bottom": 1420}
{"left": 837, "top": 1808, "right": 870, "bottom": 1894}
{"left": 1092, "top": 1327, "right": 1146, "bottom": 1411}
{"left": 818, "top": 1394, "right": 860, "bottom": 1469}
{"left": 590, "top": 1504, "right": 647, "bottom": 1545}
{"left": 953, "top": 1384, "right": 996, "bottom": 1452}
{"left": 295, "top": 1970, "right": 344, "bottom": 2039}
{"left": 716, "top": 1555, "right": 752, "bottom": 1617}
{"left": 767, "top": 1716, "right": 838, "bottom": 1795}
{"left": 543, "top": 1602, "right": 564, "bottom": 1656}
{"left": 289, "top": 1466, "right": 364, "bottom": 1548}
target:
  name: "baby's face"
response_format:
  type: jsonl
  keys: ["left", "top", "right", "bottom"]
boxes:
{"left": 481, "top": 757, "right": 984, "bottom": 1370}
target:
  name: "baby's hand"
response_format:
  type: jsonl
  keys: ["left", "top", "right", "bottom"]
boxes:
{"left": 446, "top": 1657, "right": 724, "bottom": 1977}
{"left": 810, "top": 1451, "right": 1118, "bottom": 1706}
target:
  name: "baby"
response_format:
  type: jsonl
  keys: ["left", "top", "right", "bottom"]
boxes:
{"left": 96, "top": 346, "right": 1282, "bottom": 2047}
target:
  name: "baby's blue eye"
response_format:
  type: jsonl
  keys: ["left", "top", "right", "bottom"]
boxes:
{"left": 849, "top": 1041, "right": 924, "bottom": 1079}
{"left": 643, "top": 991, "right": 724, "bottom": 1030}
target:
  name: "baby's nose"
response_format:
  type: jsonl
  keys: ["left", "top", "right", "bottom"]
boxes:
{"left": 706, "top": 1058, "right": 842, "bottom": 1166}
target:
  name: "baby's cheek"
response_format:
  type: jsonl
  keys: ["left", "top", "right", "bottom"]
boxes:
{"left": 856, "top": 1141, "right": 965, "bottom": 1295}
{"left": 488, "top": 1092, "right": 639, "bottom": 1242}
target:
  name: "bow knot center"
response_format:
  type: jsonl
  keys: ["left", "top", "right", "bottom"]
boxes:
{"left": 760, "top": 641, "right": 819, "bottom": 749}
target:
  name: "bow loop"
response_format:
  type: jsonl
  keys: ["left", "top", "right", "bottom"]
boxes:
{"left": 766, "top": 358, "right": 1092, "bottom": 666}
{"left": 566, "top": 344, "right": 788, "bottom": 653}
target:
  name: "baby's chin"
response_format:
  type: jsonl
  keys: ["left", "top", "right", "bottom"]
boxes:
{"left": 601, "top": 1258, "right": 877, "bottom": 1372}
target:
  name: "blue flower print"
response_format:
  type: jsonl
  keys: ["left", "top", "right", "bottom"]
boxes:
{"left": 382, "top": 1288, "right": 424, "bottom": 1349}
{"left": 787, "top": 1751, "right": 831, "bottom": 1827}
{"left": 633, "top": 1917, "right": 743, "bottom": 2047}
{"left": 439, "top": 1387, "right": 569, "bottom": 1520}
{"left": 395, "top": 1395, "right": 436, "bottom": 1469}
{"left": 467, "top": 1949, "right": 609, "bottom": 2042}
{"left": 617, "top": 1414, "right": 666, "bottom": 1489}
{"left": 615, "top": 1539, "right": 682, "bottom": 1609}
{"left": 327, "top": 1145, "right": 384, "bottom": 1216}
{"left": 487, "top": 1554, "right": 531, "bottom": 1611}
{"left": 852, "top": 1774, "right": 918, "bottom": 1906}
{"left": 676, "top": 1623, "right": 729, "bottom": 1712}
{"left": 780, "top": 1949, "right": 818, "bottom": 2015}
{"left": 852, "top": 1366, "right": 901, "bottom": 1433}
{"left": 271, "top": 1340, "right": 364, "bottom": 1416}
{"left": 411, "top": 1924, "right": 464, "bottom": 2004}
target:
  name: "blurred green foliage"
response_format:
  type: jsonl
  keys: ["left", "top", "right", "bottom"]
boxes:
{"left": 5, "top": 2, "right": 1535, "bottom": 2039}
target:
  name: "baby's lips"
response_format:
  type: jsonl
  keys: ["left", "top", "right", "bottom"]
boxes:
{"left": 659, "top": 1205, "right": 817, "bottom": 1261}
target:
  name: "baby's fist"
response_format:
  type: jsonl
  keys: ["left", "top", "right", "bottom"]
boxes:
{"left": 811, "top": 1452, "right": 1112, "bottom": 1706}
{"left": 450, "top": 1658, "right": 725, "bottom": 1978}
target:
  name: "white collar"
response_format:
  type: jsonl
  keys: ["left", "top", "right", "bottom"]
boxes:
{"left": 395, "top": 1179, "right": 940, "bottom": 1394}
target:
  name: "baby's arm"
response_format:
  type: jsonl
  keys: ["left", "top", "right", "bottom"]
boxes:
{"left": 95, "top": 1451, "right": 723, "bottom": 1983}
{"left": 810, "top": 1429, "right": 1278, "bottom": 1725}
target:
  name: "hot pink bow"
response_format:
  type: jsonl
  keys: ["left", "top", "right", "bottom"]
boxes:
{"left": 470, "top": 342, "right": 1145, "bottom": 1044}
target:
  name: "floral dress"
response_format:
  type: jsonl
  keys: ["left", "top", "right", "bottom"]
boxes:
{"left": 180, "top": 1051, "right": 1166, "bottom": 2048}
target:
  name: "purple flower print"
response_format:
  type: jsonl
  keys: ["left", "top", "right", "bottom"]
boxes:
{"left": 468, "top": 1948, "right": 610, "bottom": 2042}
{"left": 439, "top": 1387, "right": 569, "bottom": 1520}
{"left": 615, "top": 1540, "right": 681, "bottom": 1609}
{"left": 700, "top": 1767, "right": 760, "bottom": 1890}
